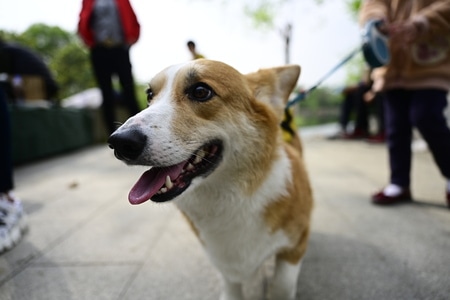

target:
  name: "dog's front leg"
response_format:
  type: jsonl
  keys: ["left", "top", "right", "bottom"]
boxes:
{"left": 220, "top": 278, "right": 244, "bottom": 300}
{"left": 268, "top": 257, "right": 303, "bottom": 300}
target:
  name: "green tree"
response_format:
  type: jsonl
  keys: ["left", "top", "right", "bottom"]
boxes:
{"left": 18, "top": 23, "right": 73, "bottom": 65}
{"left": 50, "top": 42, "right": 96, "bottom": 99}
{"left": 295, "top": 87, "right": 343, "bottom": 126}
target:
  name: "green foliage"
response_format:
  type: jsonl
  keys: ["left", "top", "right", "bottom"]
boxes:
{"left": 294, "top": 87, "right": 342, "bottom": 126}
{"left": 0, "top": 30, "right": 20, "bottom": 42}
{"left": 345, "top": 0, "right": 362, "bottom": 18}
{"left": 299, "top": 87, "right": 342, "bottom": 108}
{"left": 50, "top": 42, "right": 96, "bottom": 99}
{"left": 19, "top": 24, "right": 73, "bottom": 64}
{"left": 135, "top": 83, "right": 149, "bottom": 110}
{"left": 344, "top": 52, "right": 366, "bottom": 86}
{"left": 244, "top": 1, "right": 275, "bottom": 29}
{"left": 243, "top": 0, "right": 290, "bottom": 29}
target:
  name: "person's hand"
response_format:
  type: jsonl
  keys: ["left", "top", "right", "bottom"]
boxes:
{"left": 376, "top": 18, "right": 390, "bottom": 35}
{"left": 363, "top": 90, "right": 375, "bottom": 103}
{"left": 388, "top": 19, "right": 425, "bottom": 45}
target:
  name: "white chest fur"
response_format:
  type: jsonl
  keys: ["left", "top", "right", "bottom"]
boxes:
{"left": 175, "top": 148, "right": 292, "bottom": 282}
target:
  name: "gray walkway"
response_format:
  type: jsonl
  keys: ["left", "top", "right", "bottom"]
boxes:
{"left": 1, "top": 127, "right": 449, "bottom": 300}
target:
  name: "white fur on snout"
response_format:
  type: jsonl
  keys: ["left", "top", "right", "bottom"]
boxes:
{"left": 116, "top": 63, "right": 197, "bottom": 166}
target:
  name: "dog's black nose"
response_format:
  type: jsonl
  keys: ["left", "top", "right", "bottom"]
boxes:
{"left": 108, "top": 129, "right": 147, "bottom": 161}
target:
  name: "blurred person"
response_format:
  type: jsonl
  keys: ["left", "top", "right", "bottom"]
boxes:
{"left": 78, "top": 0, "right": 141, "bottom": 135}
{"left": 342, "top": 78, "right": 372, "bottom": 139}
{"left": 187, "top": 40, "right": 205, "bottom": 60}
{"left": 0, "top": 38, "right": 59, "bottom": 102}
{"left": 359, "top": 0, "right": 450, "bottom": 207}
{"left": 328, "top": 84, "right": 359, "bottom": 139}
{"left": 0, "top": 85, "right": 28, "bottom": 254}
{"left": 363, "top": 88, "right": 386, "bottom": 143}
{"left": 330, "top": 69, "right": 385, "bottom": 141}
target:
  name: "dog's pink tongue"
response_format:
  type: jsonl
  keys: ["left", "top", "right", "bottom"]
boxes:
{"left": 128, "top": 163, "right": 185, "bottom": 205}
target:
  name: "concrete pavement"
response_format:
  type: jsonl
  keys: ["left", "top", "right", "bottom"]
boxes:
{"left": 1, "top": 125, "right": 449, "bottom": 300}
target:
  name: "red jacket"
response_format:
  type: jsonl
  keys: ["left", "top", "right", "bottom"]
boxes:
{"left": 78, "top": 0, "right": 140, "bottom": 48}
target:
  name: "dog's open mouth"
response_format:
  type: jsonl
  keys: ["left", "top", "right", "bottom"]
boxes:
{"left": 128, "top": 140, "right": 223, "bottom": 204}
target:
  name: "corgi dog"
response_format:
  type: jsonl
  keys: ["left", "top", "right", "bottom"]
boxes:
{"left": 108, "top": 59, "right": 313, "bottom": 300}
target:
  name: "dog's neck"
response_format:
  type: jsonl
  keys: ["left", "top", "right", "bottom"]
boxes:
{"left": 175, "top": 141, "right": 291, "bottom": 224}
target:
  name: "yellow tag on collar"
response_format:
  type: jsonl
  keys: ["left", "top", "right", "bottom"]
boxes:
{"left": 281, "top": 108, "right": 295, "bottom": 143}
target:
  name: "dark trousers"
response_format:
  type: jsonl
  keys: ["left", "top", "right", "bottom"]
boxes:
{"left": 90, "top": 45, "right": 140, "bottom": 134}
{"left": 384, "top": 89, "right": 450, "bottom": 187}
{"left": 339, "top": 84, "right": 370, "bottom": 133}
{"left": 354, "top": 86, "right": 370, "bottom": 133}
{"left": 0, "top": 87, "right": 14, "bottom": 193}
{"left": 339, "top": 92, "right": 356, "bottom": 131}
{"left": 374, "top": 93, "right": 385, "bottom": 134}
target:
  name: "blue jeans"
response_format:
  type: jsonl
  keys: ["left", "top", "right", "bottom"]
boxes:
{"left": 384, "top": 89, "right": 450, "bottom": 187}
{"left": 0, "top": 86, "right": 13, "bottom": 193}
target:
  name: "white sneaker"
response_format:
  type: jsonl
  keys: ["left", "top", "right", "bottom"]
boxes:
{"left": 3, "top": 192, "right": 28, "bottom": 231}
{"left": 0, "top": 193, "right": 28, "bottom": 254}
{"left": 0, "top": 213, "right": 13, "bottom": 253}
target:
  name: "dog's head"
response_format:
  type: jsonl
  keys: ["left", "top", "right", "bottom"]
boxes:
{"left": 108, "top": 59, "right": 300, "bottom": 205}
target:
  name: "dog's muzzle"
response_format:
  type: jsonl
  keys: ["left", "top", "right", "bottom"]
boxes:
{"left": 108, "top": 129, "right": 147, "bottom": 162}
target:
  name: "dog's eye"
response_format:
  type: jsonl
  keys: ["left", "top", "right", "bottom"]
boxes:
{"left": 187, "top": 83, "right": 214, "bottom": 102}
{"left": 146, "top": 88, "right": 154, "bottom": 102}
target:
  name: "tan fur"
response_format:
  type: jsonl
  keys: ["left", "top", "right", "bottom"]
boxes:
{"left": 247, "top": 64, "right": 313, "bottom": 264}
{"left": 243, "top": 63, "right": 313, "bottom": 297}
{"left": 264, "top": 142, "right": 313, "bottom": 263}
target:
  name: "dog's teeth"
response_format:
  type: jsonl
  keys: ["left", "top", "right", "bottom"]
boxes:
{"left": 193, "top": 155, "right": 202, "bottom": 164}
{"left": 186, "top": 163, "right": 195, "bottom": 171}
{"left": 160, "top": 187, "right": 167, "bottom": 193}
{"left": 165, "top": 175, "right": 173, "bottom": 189}
{"left": 197, "top": 150, "right": 206, "bottom": 159}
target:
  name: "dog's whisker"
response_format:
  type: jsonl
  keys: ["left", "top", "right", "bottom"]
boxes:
{"left": 113, "top": 121, "right": 123, "bottom": 129}
{"left": 177, "top": 149, "right": 216, "bottom": 165}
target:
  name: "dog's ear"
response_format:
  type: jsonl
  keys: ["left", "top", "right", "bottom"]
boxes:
{"left": 246, "top": 65, "right": 301, "bottom": 120}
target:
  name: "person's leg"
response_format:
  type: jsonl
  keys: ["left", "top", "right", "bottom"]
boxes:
{"left": 114, "top": 46, "right": 140, "bottom": 117}
{"left": 372, "top": 89, "right": 414, "bottom": 204}
{"left": 384, "top": 89, "right": 413, "bottom": 189}
{"left": 0, "top": 87, "right": 13, "bottom": 194}
{"left": 365, "top": 92, "right": 386, "bottom": 143}
{"left": 340, "top": 92, "right": 355, "bottom": 132}
{"left": 328, "top": 91, "right": 354, "bottom": 139}
{"left": 0, "top": 88, "right": 27, "bottom": 253}
{"left": 90, "top": 46, "right": 117, "bottom": 134}
{"left": 410, "top": 89, "right": 450, "bottom": 193}
{"left": 354, "top": 86, "right": 369, "bottom": 135}
{"left": 375, "top": 92, "right": 386, "bottom": 135}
